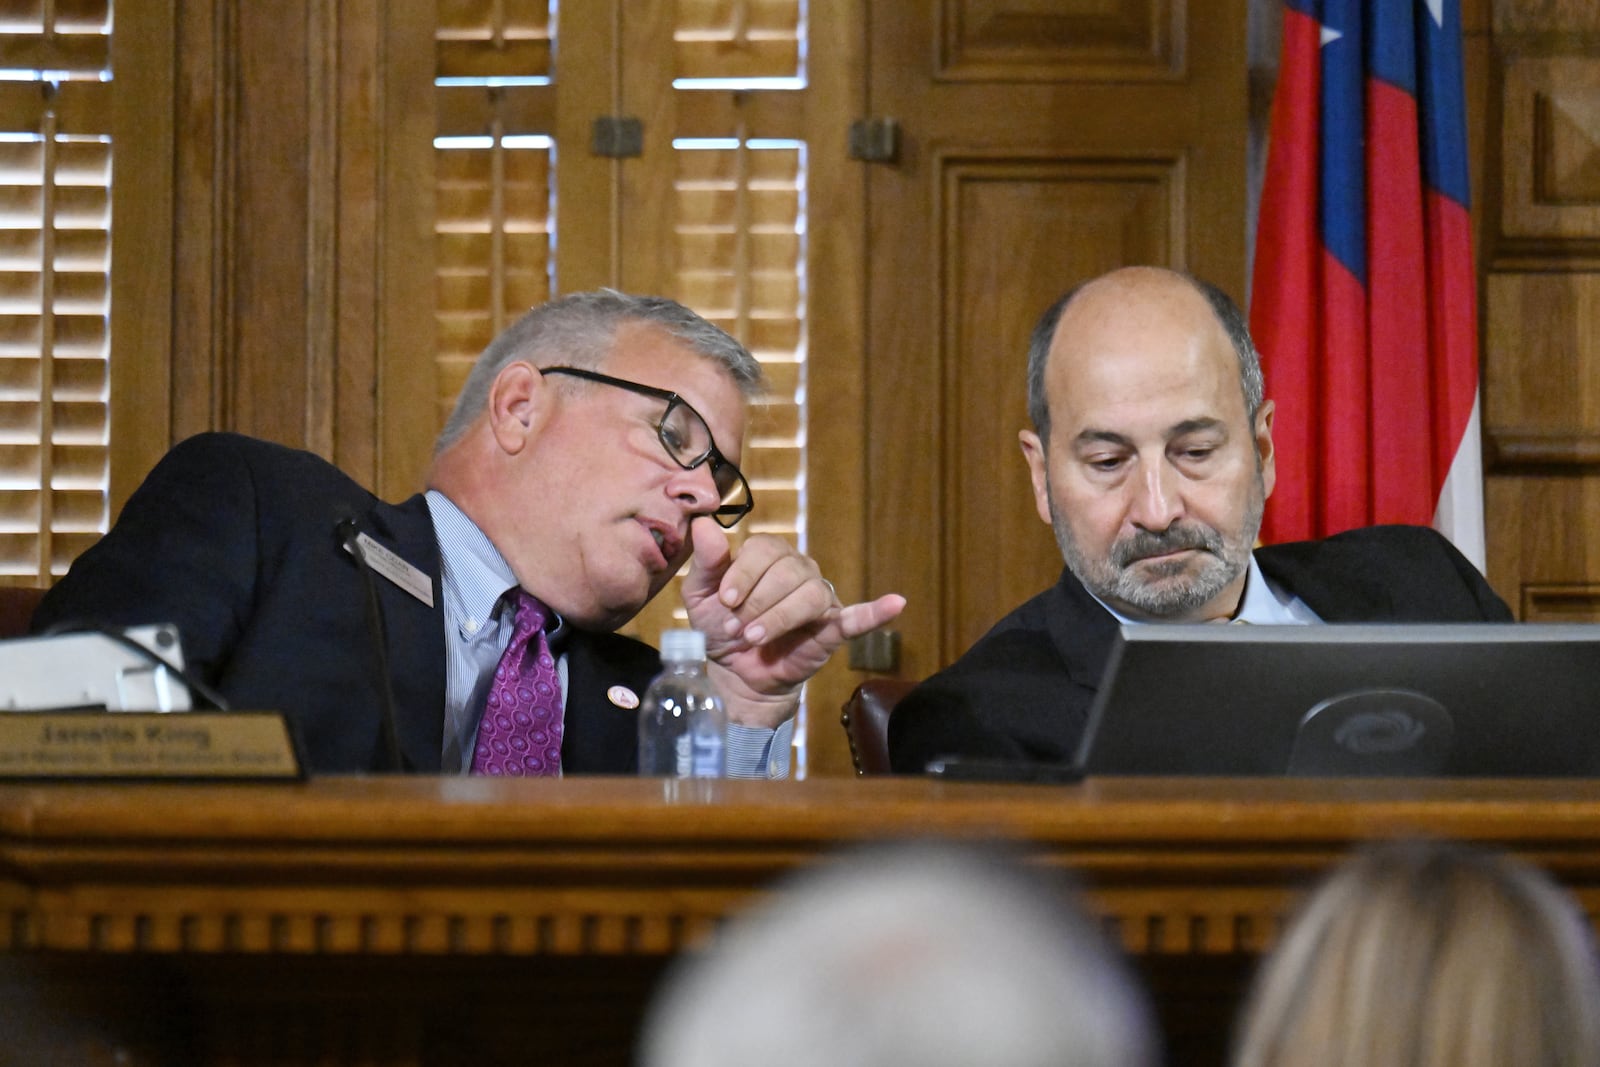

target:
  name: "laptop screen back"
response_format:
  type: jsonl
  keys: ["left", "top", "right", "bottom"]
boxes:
{"left": 1074, "top": 624, "right": 1600, "bottom": 776}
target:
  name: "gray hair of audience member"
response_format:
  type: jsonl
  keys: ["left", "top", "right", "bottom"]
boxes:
{"left": 434, "top": 289, "right": 765, "bottom": 453}
{"left": 1025, "top": 269, "right": 1265, "bottom": 443}
{"left": 1232, "top": 838, "right": 1600, "bottom": 1067}
{"left": 638, "top": 843, "right": 1159, "bottom": 1067}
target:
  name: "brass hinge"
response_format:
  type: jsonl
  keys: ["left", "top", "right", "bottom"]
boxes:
{"left": 591, "top": 116, "right": 643, "bottom": 158}
{"left": 848, "top": 118, "right": 900, "bottom": 164}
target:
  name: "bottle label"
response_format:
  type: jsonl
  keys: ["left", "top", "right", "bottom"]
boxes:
{"left": 690, "top": 733, "right": 724, "bottom": 778}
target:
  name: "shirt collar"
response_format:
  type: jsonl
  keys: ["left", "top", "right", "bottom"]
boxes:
{"left": 425, "top": 490, "right": 519, "bottom": 637}
{"left": 425, "top": 490, "right": 572, "bottom": 645}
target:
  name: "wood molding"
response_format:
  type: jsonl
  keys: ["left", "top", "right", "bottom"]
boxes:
{"left": 374, "top": 5, "right": 438, "bottom": 498}
{"left": 1497, "top": 53, "right": 1600, "bottom": 244}
{"left": 10, "top": 776, "right": 1600, "bottom": 1064}
{"left": 1487, "top": 240, "right": 1600, "bottom": 269}
{"left": 171, "top": 0, "right": 239, "bottom": 443}
{"left": 305, "top": 0, "right": 340, "bottom": 460}
{"left": 109, "top": 0, "right": 177, "bottom": 514}
{"left": 937, "top": 0, "right": 1185, "bottom": 83}
{"left": 7, "top": 778, "right": 1600, "bottom": 958}
{"left": 1521, "top": 582, "right": 1600, "bottom": 621}
{"left": 1486, "top": 429, "right": 1600, "bottom": 468}
{"left": 1490, "top": 0, "right": 1600, "bottom": 36}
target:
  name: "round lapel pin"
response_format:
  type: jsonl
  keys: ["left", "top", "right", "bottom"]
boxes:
{"left": 607, "top": 685, "right": 640, "bottom": 710}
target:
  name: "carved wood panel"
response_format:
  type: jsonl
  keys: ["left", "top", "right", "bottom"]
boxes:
{"left": 938, "top": 0, "right": 1184, "bottom": 82}
{"left": 1483, "top": 272, "right": 1600, "bottom": 462}
{"left": 169, "top": 3, "right": 435, "bottom": 496}
{"left": 937, "top": 155, "right": 1181, "bottom": 655}
{"left": 1482, "top": 8, "right": 1600, "bottom": 609}
{"left": 1498, "top": 54, "right": 1600, "bottom": 258}
{"left": 1521, "top": 583, "right": 1600, "bottom": 622}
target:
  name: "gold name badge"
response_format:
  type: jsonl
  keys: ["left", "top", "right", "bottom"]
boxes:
{"left": 0, "top": 712, "right": 304, "bottom": 780}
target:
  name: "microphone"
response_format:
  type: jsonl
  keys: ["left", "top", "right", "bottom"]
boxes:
{"left": 338, "top": 517, "right": 407, "bottom": 772}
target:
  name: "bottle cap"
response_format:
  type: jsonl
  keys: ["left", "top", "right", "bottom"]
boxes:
{"left": 659, "top": 628, "right": 707, "bottom": 662}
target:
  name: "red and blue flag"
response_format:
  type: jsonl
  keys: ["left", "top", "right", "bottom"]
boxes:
{"left": 1251, "top": 0, "right": 1483, "bottom": 567}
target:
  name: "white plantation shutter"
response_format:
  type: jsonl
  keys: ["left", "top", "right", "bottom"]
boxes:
{"left": 0, "top": 0, "right": 112, "bottom": 582}
{"left": 431, "top": 0, "right": 808, "bottom": 565}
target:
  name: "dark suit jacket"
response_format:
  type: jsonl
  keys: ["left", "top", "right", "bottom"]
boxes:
{"left": 31, "top": 433, "right": 661, "bottom": 774}
{"left": 888, "top": 525, "right": 1514, "bottom": 773}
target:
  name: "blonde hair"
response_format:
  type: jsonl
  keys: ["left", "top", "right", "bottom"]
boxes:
{"left": 1233, "top": 838, "right": 1600, "bottom": 1067}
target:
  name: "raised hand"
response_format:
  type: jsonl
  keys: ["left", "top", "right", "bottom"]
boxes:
{"left": 680, "top": 520, "right": 906, "bottom": 729}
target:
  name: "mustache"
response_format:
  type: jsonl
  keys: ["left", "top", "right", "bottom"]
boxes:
{"left": 1111, "top": 524, "right": 1224, "bottom": 567}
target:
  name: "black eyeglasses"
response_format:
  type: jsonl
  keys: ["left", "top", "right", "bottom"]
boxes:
{"left": 540, "top": 366, "right": 754, "bottom": 528}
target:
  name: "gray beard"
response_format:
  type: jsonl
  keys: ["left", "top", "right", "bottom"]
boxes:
{"left": 1050, "top": 478, "right": 1263, "bottom": 619}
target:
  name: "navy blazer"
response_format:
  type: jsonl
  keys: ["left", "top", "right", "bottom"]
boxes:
{"left": 888, "top": 525, "right": 1515, "bottom": 773}
{"left": 31, "top": 433, "right": 661, "bottom": 774}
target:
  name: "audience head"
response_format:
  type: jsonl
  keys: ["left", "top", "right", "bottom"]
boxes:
{"left": 1232, "top": 837, "right": 1600, "bottom": 1067}
{"left": 1018, "top": 266, "right": 1274, "bottom": 622}
{"left": 639, "top": 842, "right": 1159, "bottom": 1067}
{"left": 429, "top": 290, "right": 765, "bottom": 631}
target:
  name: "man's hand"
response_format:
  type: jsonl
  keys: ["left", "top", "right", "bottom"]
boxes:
{"left": 680, "top": 520, "right": 906, "bottom": 730}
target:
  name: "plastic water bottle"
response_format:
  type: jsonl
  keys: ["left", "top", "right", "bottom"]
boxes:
{"left": 637, "top": 629, "right": 726, "bottom": 778}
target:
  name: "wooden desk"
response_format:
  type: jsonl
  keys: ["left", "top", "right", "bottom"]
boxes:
{"left": 3, "top": 776, "right": 1600, "bottom": 1065}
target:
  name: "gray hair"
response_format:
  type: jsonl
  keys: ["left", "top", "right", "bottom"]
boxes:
{"left": 1026, "top": 270, "right": 1264, "bottom": 442}
{"left": 640, "top": 843, "right": 1159, "bottom": 1067}
{"left": 435, "top": 290, "right": 765, "bottom": 453}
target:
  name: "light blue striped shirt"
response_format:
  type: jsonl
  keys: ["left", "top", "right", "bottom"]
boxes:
{"left": 425, "top": 491, "right": 791, "bottom": 777}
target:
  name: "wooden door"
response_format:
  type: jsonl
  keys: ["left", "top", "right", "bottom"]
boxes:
{"left": 863, "top": 0, "right": 1250, "bottom": 683}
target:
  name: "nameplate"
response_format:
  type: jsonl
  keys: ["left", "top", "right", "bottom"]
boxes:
{"left": 0, "top": 712, "right": 304, "bottom": 781}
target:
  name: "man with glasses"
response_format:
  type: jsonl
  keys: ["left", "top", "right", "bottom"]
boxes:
{"left": 34, "top": 290, "right": 904, "bottom": 776}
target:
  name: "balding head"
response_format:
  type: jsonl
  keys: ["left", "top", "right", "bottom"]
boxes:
{"left": 1027, "top": 267, "right": 1263, "bottom": 444}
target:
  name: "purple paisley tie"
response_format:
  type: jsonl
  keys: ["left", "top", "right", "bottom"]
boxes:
{"left": 470, "top": 591, "right": 563, "bottom": 776}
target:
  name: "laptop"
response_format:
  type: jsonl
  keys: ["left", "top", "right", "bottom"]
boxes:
{"left": 1074, "top": 623, "right": 1600, "bottom": 777}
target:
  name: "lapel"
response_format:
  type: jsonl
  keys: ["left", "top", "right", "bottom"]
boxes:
{"left": 1257, "top": 538, "right": 1396, "bottom": 621}
{"left": 353, "top": 493, "right": 447, "bottom": 772}
{"left": 562, "top": 633, "right": 659, "bottom": 774}
{"left": 1043, "top": 567, "right": 1122, "bottom": 690}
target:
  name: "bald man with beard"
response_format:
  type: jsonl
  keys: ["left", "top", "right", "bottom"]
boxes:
{"left": 889, "top": 267, "right": 1511, "bottom": 774}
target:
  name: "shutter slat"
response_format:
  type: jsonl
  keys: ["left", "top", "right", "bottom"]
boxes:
{"left": 433, "top": 140, "right": 552, "bottom": 430}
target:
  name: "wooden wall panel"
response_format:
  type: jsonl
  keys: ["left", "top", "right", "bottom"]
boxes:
{"left": 107, "top": 0, "right": 176, "bottom": 521}
{"left": 1486, "top": 473, "right": 1600, "bottom": 604}
{"left": 939, "top": 158, "right": 1179, "bottom": 655}
{"left": 171, "top": 0, "right": 232, "bottom": 446}
{"left": 1523, "top": 583, "right": 1600, "bottom": 621}
{"left": 167, "top": 2, "right": 436, "bottom": 495}
{"left": 1498, "top": 54, "right": 1600, "bottom": 255}
{"left": 1482, "top": 0, "right": 1600, "bottom": 619}
{"left": 229, "top": 2, "right": 313, "bottom": 447}
{"left": 1484, "top": 273, "right": 1600, "bottom": 456}
{"left": 939, "top": 0, "right": 1182, "bottom": 81}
